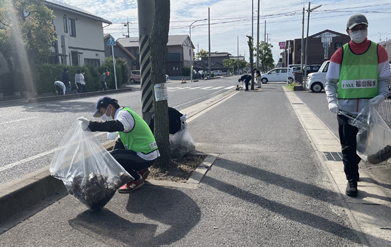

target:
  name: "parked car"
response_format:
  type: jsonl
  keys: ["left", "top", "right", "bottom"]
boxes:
{"left": 306, "top": 60, "right": 330, "bottom": 93}
{"left": 129, "top": 70, "right": 141, "bottom": 83}
{"left": 260, "top": 68, "right": 295, "bottom": 84}
{"left": 213, "top": 70, "right": 222, "bottom": 76}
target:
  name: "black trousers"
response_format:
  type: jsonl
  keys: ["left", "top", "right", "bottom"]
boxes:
{"left": 245, "top": 80, "right": 249, "bottom": 90}
{"left": 100, "top": 81, "right": 107, "bottom": 91}
{"left": 110, "top": 139, "right": 155, "bottom": 180}
{"left": 337, "top": 115, "right": 361, "bottom": 181}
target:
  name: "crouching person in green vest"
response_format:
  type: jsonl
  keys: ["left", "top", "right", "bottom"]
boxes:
{"left": 78, "top": 96, "right": 159, "bottom": 193}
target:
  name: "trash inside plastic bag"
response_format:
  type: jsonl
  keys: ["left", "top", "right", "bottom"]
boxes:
{"left": 169, "top": 122, "right": 195, "bottom": 158}
{"left": 50, "top": 120, "right": 133, "bottom": 211}
{"left": 348, "top": 103, "right": 391, "bottom": 164}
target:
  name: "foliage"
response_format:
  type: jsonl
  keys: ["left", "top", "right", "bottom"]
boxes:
{"left": 286, "top": 83, "right": 294, "bottom": 91}
{"left": 181, "top": 67, "right": 190, "bottom": 76}
{"left": 211, "top": 72, "right": 214, "bottom": 77}
{"left": 254, "top": 41, "right": 274, "bottom": 72}
{"left": 194, "top": 49, "right": 207, "bottom": 60}
{"left": 223, "top": 58, "right": 247, "bottom": 73}
{"left": 0, "top": 0, "right": 56, "bottom": 63}
{"left": 104, "top": 57, "right": 129, "bottom": 89}
{"left": 34, "top": 63, "right": 102, "bottom": 94}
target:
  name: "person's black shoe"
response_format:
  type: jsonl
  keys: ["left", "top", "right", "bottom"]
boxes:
{"left": 245, "top": 89, "right": 249, "bottom": 91}
{"left": 345, "top": 179, "right": 358, "bottom": 197}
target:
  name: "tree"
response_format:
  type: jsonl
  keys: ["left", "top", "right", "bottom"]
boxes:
{"left": 254, "top": 41, "right": 274, "bottom": 72}
{"left": 150, "top": 0, "right": 171, "bottom": 168}
{"left": 194, "top": 49, "right": 207, "bottom": 60}
{"left": 246, "top": 36, "right": 255, "bottom": 89}
{"left": 223, "top": 58, "right": 247, "bottom": 74}
{"left": 0, "top": 0, "right": 55, "bottom": 94}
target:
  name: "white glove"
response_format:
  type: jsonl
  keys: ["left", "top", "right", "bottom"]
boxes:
{"left": 180, "top": 114, "right": 187, "bottom": 122}
{"left": 78, "top": 117, "right": 90, "bottom": 131}
{"left": 369, "top": 95, "right": 385, "bottom": 106}
{"left": 328, "top": 102, "right": 339, "bottom": 114}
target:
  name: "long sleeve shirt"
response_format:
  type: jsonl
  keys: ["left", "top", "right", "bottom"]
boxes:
{"left": 325, "top": 38, "right": 391, "bottom": 114}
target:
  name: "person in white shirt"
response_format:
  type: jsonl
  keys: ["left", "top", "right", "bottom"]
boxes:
{"left": 54, "top": 81, "right": 66, "bottom": 95}
{"left": 75, "top": 70, "right": 85, "bottom": 93}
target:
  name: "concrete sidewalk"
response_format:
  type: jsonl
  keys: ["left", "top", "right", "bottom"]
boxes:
{"left": 0, "top": 83, "right": 391, "bottom": 246}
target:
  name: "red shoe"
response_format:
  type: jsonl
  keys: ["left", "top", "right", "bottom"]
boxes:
{"left": 137, "top": 169, "right": 150, "bottom": 179}
{"left": 118, "top": 177, "right": 144, "bottom": 193}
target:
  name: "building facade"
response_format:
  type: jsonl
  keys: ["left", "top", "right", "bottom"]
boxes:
{"left": 281, "top": 29, "right": 350, "bottom": 68}
{"left": 117, "top": 35, "right": 194, "bottom": 76}
{"left": 46, "top": 0, "right": 112, "bottom": 66}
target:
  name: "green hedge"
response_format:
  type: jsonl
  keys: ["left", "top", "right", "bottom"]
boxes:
{"left": 182, "top": 67, "right": 190, "bottom": 76}
{"left": 35, "top": 58, "right": 130, "bottom": 94}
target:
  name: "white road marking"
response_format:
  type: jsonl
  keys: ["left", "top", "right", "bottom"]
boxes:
{"left": 0, "top": 117, "right": 38, "bottom": 125}
{"left": 225, "top": 86, "right": 236, "bottom": 89}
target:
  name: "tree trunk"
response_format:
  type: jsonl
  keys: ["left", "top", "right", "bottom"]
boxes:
{"left": 247, "top": 36, "right": 254, "bottom": 89}
{"left": 150, "top": 0, "right": 171, "bottom": 169}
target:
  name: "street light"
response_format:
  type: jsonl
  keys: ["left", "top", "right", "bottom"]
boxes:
{"left": 189, "top": 19, "right": 207, "bottom": 40}
{"left": 304, "top": 2, "right": 322, "bottom": 90}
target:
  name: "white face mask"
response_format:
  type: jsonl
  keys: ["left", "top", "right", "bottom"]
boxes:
{"left": 101, "top": 107, "right": 113, "bottom": 121}
{"left": 350, "top": 29, "right": 367, "bottom": 44}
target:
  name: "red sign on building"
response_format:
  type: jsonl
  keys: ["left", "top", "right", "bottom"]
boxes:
{"left": 279, "top": 42, "right": 285, "bottom": 49}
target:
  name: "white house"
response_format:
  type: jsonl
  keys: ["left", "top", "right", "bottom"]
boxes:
{"left": 45, "top": 0, "right": 112, "bottom": 66}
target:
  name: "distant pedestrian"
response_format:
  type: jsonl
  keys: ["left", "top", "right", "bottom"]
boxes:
{"left": 325, "top": 14, "right": 391, "bottom": 197}
{"left": 62, "top": 69, "right": 71, "bottom": 94}
{"left": 100, "top": 71, "right": 109, "bottom": 91}
{"left": 254, "top": 68, "right": 261, "bottom": 88}
{"left": 54, "top": 81, "right": 66, "bottom": 95}
{"left": 75, "top": 69, "right": 85, "bottom": 93}
{"left": 238, "top": 74, "right": 252, "bottom": 91}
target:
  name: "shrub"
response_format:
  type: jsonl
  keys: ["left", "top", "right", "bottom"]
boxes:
{"left": 181, "top": 67, "right": 190, "bottom": 76}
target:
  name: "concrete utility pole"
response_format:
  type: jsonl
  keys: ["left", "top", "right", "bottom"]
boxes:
{"left": 252, "top": 0, "right": 254, "bottom": 38}
{"left": 122, "top": 18, "right": 130, "bottom": 37}
{"left": 256, "top": 0, "right": 260, "bottom": 69}
{"left": 137, "top": 0, "right": 155, "bottom": 123}
{"left": 264, "top": 20, "right": 266, "bottom": 43}
{"left": 237, "top": 36, "right": 239, "bottom": 73}
{"left": 304, "top": 2, "right": 322, "bottom": 89}
{"left": 301, "top": 7, "right": 305, "bottom": 88}
{"left": 208, "top": 7, "right": 211, "bottom": 78}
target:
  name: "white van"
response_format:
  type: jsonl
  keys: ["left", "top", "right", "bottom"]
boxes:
{"left": 306, "top": 60, "right": 330, "bottom": 93}
{"left": 260, "top": 68, "right": 295, "bottom": 84}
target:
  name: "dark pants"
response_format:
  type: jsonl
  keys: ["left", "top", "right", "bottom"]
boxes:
{"left": 56, "top": 86, "right": 64, "bottom": 95}
{"left": 338, "top": 115, "right": 361, "bottom": 181}
{"left": 77, "top": 83, "right": 84, "bottom": 93}
{"left": 110, "top": 139, "right": 155, "bottom": 180}
{"left": 245, "top": 80, "right": 249, "bottom": 90}
{"left": 100, "top": 81, "right": 107, "bottom": 91}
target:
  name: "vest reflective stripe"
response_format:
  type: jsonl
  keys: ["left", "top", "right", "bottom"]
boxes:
{"left": 118, "top": 107, "right": 158, "bottom": 154}
{"left": 338, "top": 41, "right": 379, "bottom": 99}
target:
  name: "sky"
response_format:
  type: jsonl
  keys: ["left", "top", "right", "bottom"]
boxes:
{"left": 57, "top": 0, "right": 391, "bottom": 64}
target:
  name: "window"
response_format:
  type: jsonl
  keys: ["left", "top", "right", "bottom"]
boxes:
{"left": 335, "top": 42, "right": 342, "bottom": 49}
{"left": 71, "top": 51, "right": 79, "bottom": 66}
{"left": 69, "top": 18, "right": 76, "bottom": 37}
{"left": 189, "top": 49, "right": 191, "bottom": 57}
{"left": 63, "top": 17, "right": 68, "bottom": 33}
{"left": 280, "top": 69, "right": 287, "bottom": 73}
{"left": 84, "top": 58, "right": 100, "bottom": 67}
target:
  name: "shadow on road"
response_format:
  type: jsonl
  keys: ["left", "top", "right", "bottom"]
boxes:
{"left": 204, "top": 158, "right": 391, "bottom": 245}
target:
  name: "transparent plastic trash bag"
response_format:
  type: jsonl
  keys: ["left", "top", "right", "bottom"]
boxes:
{"left": 169, "top": 122, "right": 196, "bottom": 158}
{"left": 50, "top": 120, "right": 133, "bottom": 211}
{"left": 348, "top": 103, "right": 391, "bottom": 164}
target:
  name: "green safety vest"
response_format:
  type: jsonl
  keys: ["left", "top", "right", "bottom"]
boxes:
{"left": 337, "top": 41, "right": 379, "bottom": 99}
{"left": 118, "top": 107, "right": 158, "bottom": 154}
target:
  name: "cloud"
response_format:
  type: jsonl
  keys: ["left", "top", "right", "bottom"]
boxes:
{"left": 56, "top": 0, "right": 391, "bottom": 63}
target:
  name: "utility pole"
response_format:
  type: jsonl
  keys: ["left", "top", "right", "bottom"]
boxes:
{"left": 137, "top": 0, "right": 155, "bottom": 123}
{"left": 208, "top": 7, "right": 211, "bottom": 78}
{"left": 304, "top": 2, "right": 322, "bottom": 89}
{"left": 256, "top": 0, "right": 260, "bottom": 70}
{"left": 237, "top": 36, "right": 239, "bottom": 74}
{"left": 252, "top": 0, "right": 254, "bottom": 38}
{"left": 122, "top": 18, "right": 130, "bottom": 37}
{"left": 301, "top": 7, "right": 305, "bottom": 88}
{"left": 264, "top": 20, "right": 266, "bottom": 43}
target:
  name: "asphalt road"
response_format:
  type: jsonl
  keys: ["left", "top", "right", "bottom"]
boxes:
{"left": 0, "top": 77, "right": 238, "bottom": 185}
{"left": 0, "top": 80, "right": 367, "bottom": 246}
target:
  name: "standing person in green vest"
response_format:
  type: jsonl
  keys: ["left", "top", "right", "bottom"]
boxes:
{"left": 78, "top": 96, "right": 160, "bottom": 193}
{"left": 325, "top": 14, "right": 391, "bottom": 197}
